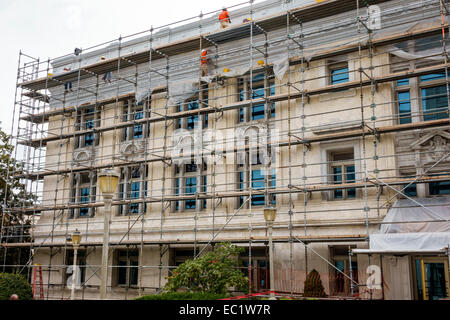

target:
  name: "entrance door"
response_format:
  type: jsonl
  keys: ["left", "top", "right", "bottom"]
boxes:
{"left": 415, "top": 257, "right": 449, "bottom": 300}
{"left": 241, "top": 258, "right": 270, "bottom": 292}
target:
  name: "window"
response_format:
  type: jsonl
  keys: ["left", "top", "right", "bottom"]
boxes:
{"left": 329, "top": 151, "right": 356, "bottom": 200}
{"left": 330, "top": 66, "right": 349, "bottom": 85}
{"left": 395, "top": 78, "right": 412, "bottom": 124}
{"left": 391, "top": 36, "right": 449, "bottom": 123}
{"left": 171, "top": 249, "right": 197, "bottom": 267}
{"left": 80, "top": 187, "right": 90, "bottom": 217}
{"left": 115, "top": 250, "right": 138, "bottom": 287}
{"left": 421, "top": 85, "right": 448, "bottom": 121}
{"left": 404, "top": 183, "right": 417, "bottom": 197}
{"left": 397, "top": 90, "right": 412, "bottom": 124}
{"left": 74, "top": 108, "right": 99, "bottom": 149}
{"left": 175, "top": 94, "right": 208, "bottom": 131}
{"left": 122, "top": 99, "right": 150, "bottom": 141}
{"left": 174, "top": 160, "right": 207, "bottom": 211}
{"left": 429, "top": 174, "right": 450, "bottom": 196}
{"left": 70, "top": 172, "right": 96, "bottom": 218}
{"left": 238, "top": 148, "right": 276, "bottom": 207}
{"left": 238, "top": 73, "right": 275, "bottom": 123}
{"left": 118, "top": 166, "right": 148, "bottom": 215}
{"left": 330, "top": 246, "right": 358, "bottom": 296}
{"left": 420, "top": 72, "right": 446, "bottom": 82}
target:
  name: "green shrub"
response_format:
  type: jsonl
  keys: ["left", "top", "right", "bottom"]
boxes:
{"left": 0, "top": 273, "right": 33, "bottom": 300}
{"left": 303, "top": 269, "right": 327, "bottom": 298}
{"left": 163, "top": 242, "right": 248, "bottom": 294}
{"left": 136, "top": 291, "right": 228, "bottom": 300}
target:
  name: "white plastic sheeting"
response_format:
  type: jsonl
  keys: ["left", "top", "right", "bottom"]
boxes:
{"left": 135, "top": 87, "right": 152, "bottom": 104}
{"left": 380, "top": 197, "right": 450, "bottom": 234}
{"left": 271, "top": 53, "right": 289, "bottom": 81}
{"left": 168, "top": 79, "right": 198, "bottom": 104}
{"left": 361, "top": 197, "right": 450, "bottom": 253}
{"left": 388, "top": 45, "right": 443, "bottom": 62}
{"left": 221, "top": 66, "right": 250, "bottom": 78}
{"left": 369, "top": 233, "right": 450, "bottom": 252}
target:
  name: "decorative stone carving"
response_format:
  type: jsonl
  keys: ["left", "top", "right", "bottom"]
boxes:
{"left": 120, "top": 140, "right": 145, "bottom": 156}
{"left": 73, "top": 149, "right": 94, "bottom": 165}
{"left": 409, "top": 130, "right": 450, "bottom": 163}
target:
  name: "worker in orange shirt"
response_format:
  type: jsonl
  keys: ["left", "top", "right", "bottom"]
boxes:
{"left": 219, "top": 8, "right": 231, "bottom": 29}
{"left": 201, "top": 49, "right": 208, "bottom": 76}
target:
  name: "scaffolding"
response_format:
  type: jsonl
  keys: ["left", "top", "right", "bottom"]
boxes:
{"left": 1, "top": 0, "right": 450, "bottom": 300}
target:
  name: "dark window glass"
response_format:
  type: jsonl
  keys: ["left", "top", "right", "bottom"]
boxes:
{"left": 422, "top": 85, "right": 448, "bottom": 121}
{"left": 429, "top": 180, "right": 450, "bottom": 195}
{"left": 239, "top": 79, "right": 275, "bottom": 123}
{"left": 398, "top": 91, "right": 412, "bottom": 124}
{"left": 129, "top": 260, "right": 139, "bottom": 286}
{"left": 118, "top": 260, "right": 127, "bottom": 285}
{"left": 130, "top": 182, "right": 140, "bottom": 199}
{"left": 185, "top": 177, "right": 197, "bottom": 209}
{"left": 404, "top": 183, "right": 417, "bottom": 197}
{"left": 420, "top": 72, "right": 446, "bottom": 82}
{"left": 397, "top": 78, "right": 409, "bottom": 86}
{"left": 80, "top": 188, "right": 90, "bottom": 216}
{"left": 85, "top": 119, "right": 94, "bottom": 146}
{"left": 346, "top": 165, "right": 356, "bottom": 198}
{"left": 333, "top": 166, "right": 343, "bottom": 199}
{"left": 331, "top": 67, "right": 349, "bottom": 84}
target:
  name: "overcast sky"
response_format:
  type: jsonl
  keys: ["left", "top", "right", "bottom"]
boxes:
{"left": 0, "top": 0, "right": 258, "bottom": 134}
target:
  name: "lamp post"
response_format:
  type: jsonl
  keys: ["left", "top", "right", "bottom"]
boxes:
{"left": 263, "top": 206, "right": 277, "bottom": 300}
{"left": 98, "top": 169, "right": 119, "bottom": 300}
{"left": 70, "top": 229, "right": 81, "bottom": 300}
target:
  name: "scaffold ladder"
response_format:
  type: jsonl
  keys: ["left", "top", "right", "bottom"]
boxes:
{"left": 32, "top": 264, "right": 44, "bottom": 300}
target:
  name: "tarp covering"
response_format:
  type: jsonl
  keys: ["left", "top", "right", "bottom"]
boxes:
{"left": 271, "top": 53, "right": 289, "bottom": 81}
{"left": 364, "top": 197, "right": 450, "bottom": 253}
{"left": 370, "top": 233, "right": 450, "bottom": 252}
{"left": 380, "top": 197, "right": 450, "bottom": 234}
{"left": 168, "top": 79, "right": 198, "bottom": 104}
{"left": 388, "top": 45, "right": 443, "bottom": 62}
{"left": 135, "top": 87, "right": 152, "bottom": 104}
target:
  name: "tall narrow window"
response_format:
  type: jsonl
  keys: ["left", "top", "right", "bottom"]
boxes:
{"left": 421, "top": 85, "right": 448, "bottom": 121}
{"left": 174, "top": 160, "right": 207, "bottom": 211}
{"left": 238, "top": 148, "right": 276, "bottom": 207}
{"left": 118, "top": 166, "right": 147, "bottom": 215}
{"left": 79, "top": 187, "right": 90, "bottom": 217}
{"left": 122, "top": 99, "right": 150, "bottom": 141}
{"left": 70, "top": 172, "right": 96, "bottom": 218}
{"left": 239, "top": 73, "right": 275, "bottom": 123}
{"left": 175, "top": 94, "right": 208, "bottom": 130}
{"left": 398, "top": 91, "right": 412, "bottom": 124}
{"left": 330, "top": 151, "right": 355, "bottom": 200}
{"left": 74, "top": 108, "right": 99, "bottom": 149}
{"left": 115, "top": 250, "right": 138, "bottom": 287}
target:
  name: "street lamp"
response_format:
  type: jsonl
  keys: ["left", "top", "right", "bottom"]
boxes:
{"left": 98, "top": 169, "right": 119, "bottom": 300}
{"left": 70, "top": 229, "right": 81, "bottom": 300}
{"left": 263, "top": 206, "right": 277, "bottom": 300}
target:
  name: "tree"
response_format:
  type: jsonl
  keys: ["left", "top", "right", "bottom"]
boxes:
{"left": 164, "top": 242, "right": 248, "bottom": 294}
{"left": 303, "top": 269, "right": 327, "bottom": 298}
{"left": 0, "top": 123, "right": 36, "bottom": 274}
{"left": 0, "top": 272, "right": 33, "bottom": 300}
